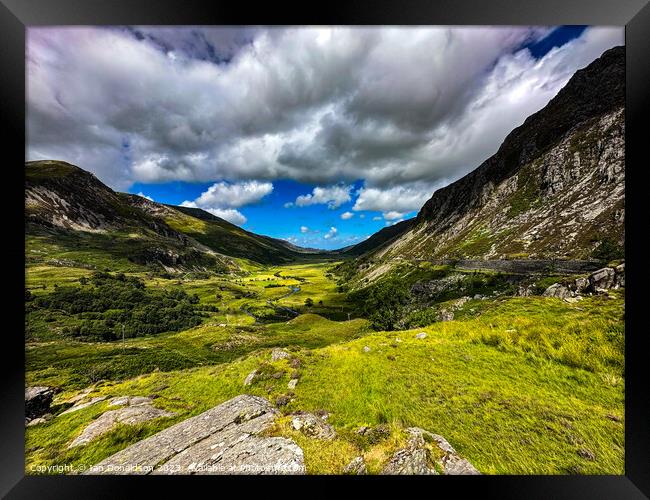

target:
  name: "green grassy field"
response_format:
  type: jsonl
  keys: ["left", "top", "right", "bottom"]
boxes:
{"left": 24, "top": 260, "right": 624, "bottom": 475}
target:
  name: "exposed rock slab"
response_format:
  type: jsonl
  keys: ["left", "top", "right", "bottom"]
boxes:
{"left": 60, "top": 396, "right": 107, "bottom": 415}
{"left": 85, "top": 395, "right": 305, "bottom": 475}
{"left": 109, "top": 396, "right": 154, "bottom": 407}
{"left": 69, "top": 403, "right": 175, "bottom": 448}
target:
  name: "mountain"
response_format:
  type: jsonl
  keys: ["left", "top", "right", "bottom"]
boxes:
{"left": 25, "top": 160, "right": 324, "bottom": 273}
{"left": 168, "top": 205, "right": 329, "bottom": 260}
{"left": 343, "top": 218, "right": 415, "bottom": 256}
{"left": 344, "top": 46, "right": 625, "bottom": 281}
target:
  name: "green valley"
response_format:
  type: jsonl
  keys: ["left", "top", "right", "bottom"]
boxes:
{"left": 25, "top": 257, "right": 624, "bottom": 475}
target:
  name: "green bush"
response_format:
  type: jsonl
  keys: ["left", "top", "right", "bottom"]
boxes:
{"left": 348, "top": 277, "right": 409, "bottom": 331}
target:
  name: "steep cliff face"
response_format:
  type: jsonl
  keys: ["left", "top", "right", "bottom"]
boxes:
{"left": 349, "top": 46, "right": 624, "bottom": 276}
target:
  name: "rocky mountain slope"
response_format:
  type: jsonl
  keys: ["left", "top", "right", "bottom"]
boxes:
{"left": 25, "top": 160, "right": 321, "bottom": 271}
{"left": 345, "top": 46, "right": 625, "bottom": 281}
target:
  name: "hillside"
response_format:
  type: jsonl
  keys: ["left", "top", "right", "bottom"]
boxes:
{"left": 344, "top": 46, "right": 625, "bottom": 281}
{"left": 167, "top": 204, "right": 330, "bottom": 262}
{"left": 25, "top": 160, "right": 326, "bottom": 272}
{"left": 343, "top": 218, "right": 415, "bottom": 256}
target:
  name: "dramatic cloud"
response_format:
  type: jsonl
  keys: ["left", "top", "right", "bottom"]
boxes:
{"left": 340, "top": 211, "right": 354, "bottom": 220}
{"left": 353, "top": 183, "right": 436, "bottom": 214}
{"left": 294, "top": 185, "right": 352, "bottom": 209}
{"left": 27, "top": 25, "right": 623, "bottom": 208}
{"left": 180, "top": 180, "right": 272, "bottom": 225}
{"left": 190, "top": 180, "right": 273, "bottom": 208}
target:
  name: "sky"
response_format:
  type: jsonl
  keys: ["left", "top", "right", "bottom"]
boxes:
{"left": 26, "top": 25, "right": 623, "bottom": 249}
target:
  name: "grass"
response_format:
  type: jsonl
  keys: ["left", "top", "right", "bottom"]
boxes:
{"left": 25, "top": 260, "right": 624, "bottom": 475}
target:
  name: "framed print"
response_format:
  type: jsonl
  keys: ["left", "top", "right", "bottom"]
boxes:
{"left": 1, "top": 0, "right": 648, "bottom": 497}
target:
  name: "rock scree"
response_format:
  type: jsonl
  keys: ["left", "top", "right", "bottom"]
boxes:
{"left": 85, "top": 394, "right": 305, "bottom": 475}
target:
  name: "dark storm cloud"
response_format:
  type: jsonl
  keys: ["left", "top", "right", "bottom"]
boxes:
{"left": 27, "top": 26, "right": 623, "bottom": 213}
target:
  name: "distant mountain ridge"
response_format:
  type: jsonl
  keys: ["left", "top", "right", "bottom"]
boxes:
{"left": 25, "top": 160, "right": 330, "bottom": 271}
{"left": 343, "top": 46, "right": 625, "bottom": 282}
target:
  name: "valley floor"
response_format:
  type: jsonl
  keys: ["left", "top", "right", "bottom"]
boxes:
{"left": 25, "top": 261, "right": 624, "bottom": 475}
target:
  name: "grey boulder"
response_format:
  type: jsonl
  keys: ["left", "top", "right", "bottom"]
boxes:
{"left": 85, "top": 395, "right": 305, "bottom": 475}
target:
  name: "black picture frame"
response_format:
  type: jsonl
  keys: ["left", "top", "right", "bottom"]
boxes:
{"left": 2, "top": 0, "right": 648, "bottom": 497}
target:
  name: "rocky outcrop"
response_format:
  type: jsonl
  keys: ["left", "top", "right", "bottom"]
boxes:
{"left": 291, "top": 412, "right": 337, "bottom": 440}
{"left": 344, "top": 47, "right": 625, "bottom": 285}
{"left": 60, "top": 396, "right": 107, "bottom": 415}
{"left": 589, "top": 267, "right": 616, "bottom": 292}
{"left": 85, "top": 395, "right": 305, "bottom": 475}
{"left": 543, "top": 283, "right": 573, "bottom": 299}
{"left": 543, "top": 263, "right": 625, "bottom": 298}
{"left": 271, "top": 348, "right": 291, "bottom": 361}
{"left": 382, "top": 427, "right": 480, "bottom": 475}
{"left": 108, "top": 396, "right": 154, "bottom": 407}
{"left": 69, "top": 398, "right": 175, "bottom": 448}
{"left": 25, "top": 386, "right": 55, "bottom": 423}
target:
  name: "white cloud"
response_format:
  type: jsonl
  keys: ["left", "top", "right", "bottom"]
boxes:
{"left": 192, "top": 180, "right": 273, "bottom": 208}
{"left": 340, "top": 211, "right": 354, "bottom": 220}
{"left": 359, "top": 214, "right": 365, "bottom": 219}
{"left": 323, "top": 226, "right": 338, "bottom": 239}
{"left": 353, "top": 182, "right": 436, "bottom": 214}
{"left": 136, "top": 191, "right": 154, "bottom": 201}
{"left": 179, "top": 179, "right": 272, "bottom": 226}
{"left": 300, "top": 226, "right": 309, "bottom": 233}
{"left": 294, "top": 185, "right": 352, "bottom": 209}
{"left": 372, "top": 216, "right": 382, "bottom": 221}
{"left": 179, "top": 201, "right": 247, "bottom": 226}
{"left": 206, "top": 208, "right": 247, "bottom": 226}
{"left": 27, "top": 26, "right": 623, "bottom": 194}
{"left": 383, "top": 211, "right": 406, "bottom": 221}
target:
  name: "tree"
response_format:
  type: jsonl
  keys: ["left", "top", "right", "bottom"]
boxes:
{"left": 349, "top": 277, "right": 410, "bottom": 331}
{"left": 304, "top": 297, "right": 314, "bottom": 307}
